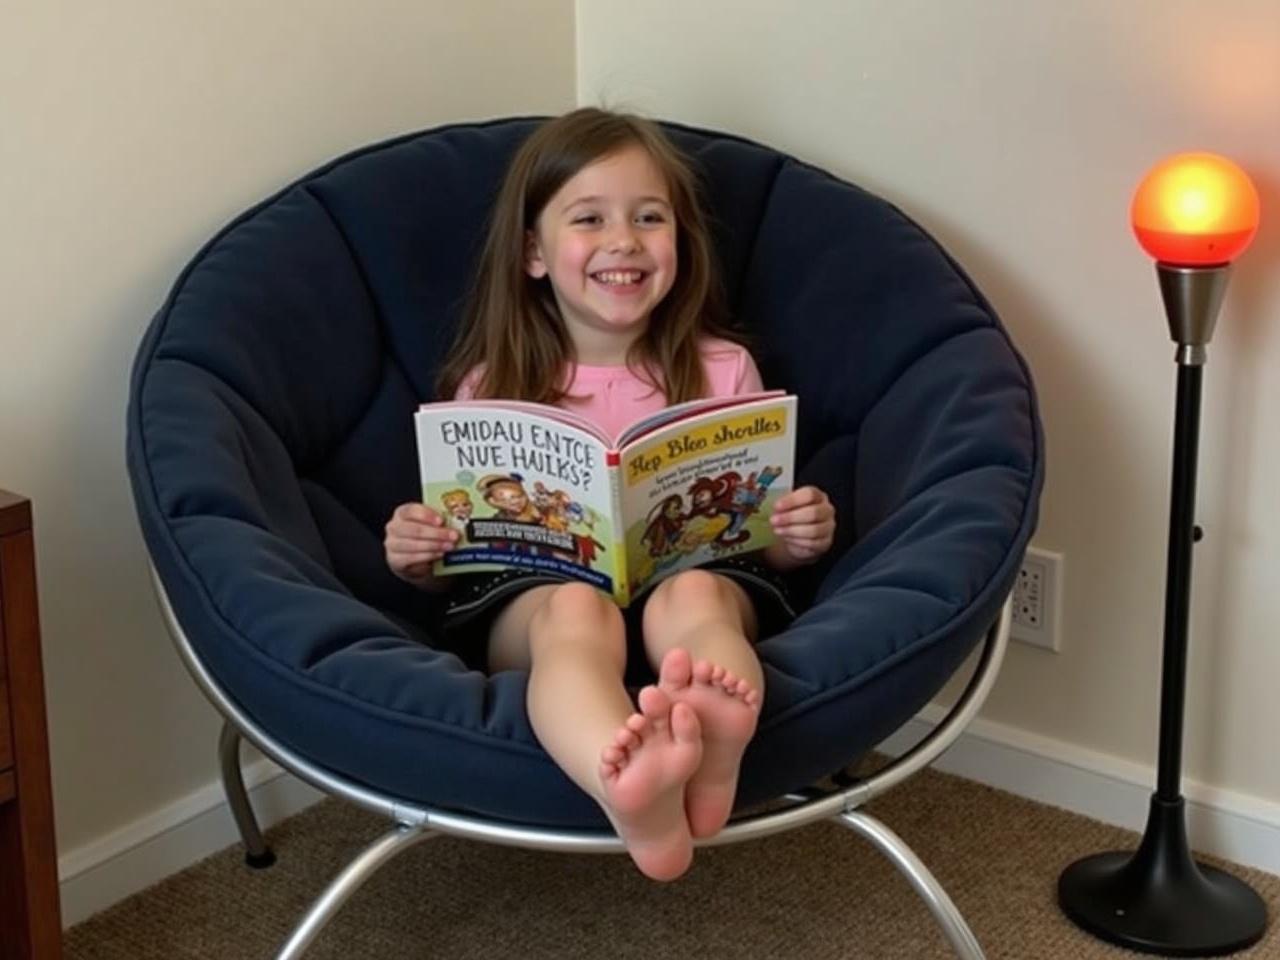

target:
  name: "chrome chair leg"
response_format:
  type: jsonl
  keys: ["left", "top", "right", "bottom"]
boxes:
{"left": 276, "top": 822, "right": 436, "bottom": 960}
{"left": 835, "top": 810, "right": 984, "bottom": 960}
{"left": 218, "top": 720, "right": 275, "bottom": 867}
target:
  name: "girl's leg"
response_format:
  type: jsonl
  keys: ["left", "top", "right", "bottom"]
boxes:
{"left": 641, "top": 569, "right": 764, "bottom": 839}
{"left": 488, "top": 582, "right": 702, "bottom": 881}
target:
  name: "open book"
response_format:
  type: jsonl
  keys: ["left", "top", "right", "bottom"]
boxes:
{"left": 415, "top": 391, "right": 797, "bottom": 606}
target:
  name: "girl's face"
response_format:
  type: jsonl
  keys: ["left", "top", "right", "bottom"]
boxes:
{"left": 525, "top": 145, "right": 677, "bottom": 358}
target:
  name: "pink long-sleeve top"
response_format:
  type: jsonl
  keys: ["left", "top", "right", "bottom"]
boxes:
{"left": 455, "top": 337, "right": 763, "bottom": 442}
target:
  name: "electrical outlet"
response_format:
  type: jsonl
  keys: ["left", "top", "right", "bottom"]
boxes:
{"left": 1011, "top": 546, "right": 1063, "bottom": 652}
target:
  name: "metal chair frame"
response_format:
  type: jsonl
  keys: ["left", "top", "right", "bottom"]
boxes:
{"left": 151, "top": 566, "right": 1011, "bottom": 959}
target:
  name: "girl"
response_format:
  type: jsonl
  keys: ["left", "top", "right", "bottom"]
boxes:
{"left": 384, "top": 108, "right": 836, "bottom": 881}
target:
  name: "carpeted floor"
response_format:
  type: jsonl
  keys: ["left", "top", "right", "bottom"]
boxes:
{"left": 65, "top": 766, "right": 1280, "bottom": 959}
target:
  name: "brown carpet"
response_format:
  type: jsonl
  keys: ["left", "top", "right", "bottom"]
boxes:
{"left": 65, "top": 767, "right": 1280, "bottom": 959}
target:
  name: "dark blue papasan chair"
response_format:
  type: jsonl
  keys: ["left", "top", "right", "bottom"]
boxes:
{"left": 126, "top": 118, "right": 1043, "bottom": 959}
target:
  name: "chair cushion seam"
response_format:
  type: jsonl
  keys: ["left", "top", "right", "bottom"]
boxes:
{"left": 297, "top": 182, "right": 412, "bottom": 479}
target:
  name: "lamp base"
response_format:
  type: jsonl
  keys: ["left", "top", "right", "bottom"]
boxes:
{"left": 1058, "top": 796, "right": 1267, "bottom": 956}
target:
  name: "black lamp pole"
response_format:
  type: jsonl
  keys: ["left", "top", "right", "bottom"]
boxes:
{"left": 1057, "top": 263, "right": 1268, "bottom": 955}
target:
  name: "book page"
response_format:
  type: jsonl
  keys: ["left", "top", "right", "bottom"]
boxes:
{"left": 617, "top": 395, "right": 797, "bottom": 600}
{"left": 415, "top": 404, "right": 618, "bottom": 594}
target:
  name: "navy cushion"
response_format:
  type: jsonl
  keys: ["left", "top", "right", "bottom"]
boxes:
{"left": 127, "top": 118, "right": 1043, "bottom": 827}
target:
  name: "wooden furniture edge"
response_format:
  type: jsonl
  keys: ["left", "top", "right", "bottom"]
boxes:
{"left": 0, "top": 489, "right": 64, "bottom": 959}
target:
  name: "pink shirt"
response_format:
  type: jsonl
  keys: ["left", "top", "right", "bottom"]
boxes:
{"left": 455, "top": 337, "right": 763, "bottom": 442}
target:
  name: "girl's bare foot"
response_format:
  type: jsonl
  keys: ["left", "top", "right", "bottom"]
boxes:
{"left": 658, "top": 647, "right": 760, "bottom": 838}
{"left": 599, "top": 685, "right": 703, "bottom": 881}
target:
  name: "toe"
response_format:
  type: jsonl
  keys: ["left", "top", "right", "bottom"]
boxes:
{"left": 638, "top": 684, "right": 672, "bottom": 720}
{"left": 669, "top": 701, "right": 702, "bottom": 744}
{"left": 659, "top": 647, "right": 693, "bottom": 690}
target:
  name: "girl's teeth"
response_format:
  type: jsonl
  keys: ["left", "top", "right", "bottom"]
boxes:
{"left": 595, "top": 270, "right": 643, "bottom": 285}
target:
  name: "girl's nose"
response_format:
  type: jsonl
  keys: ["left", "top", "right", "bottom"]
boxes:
{"left": 606, "top": 225, "right": 640, "bottom": 253}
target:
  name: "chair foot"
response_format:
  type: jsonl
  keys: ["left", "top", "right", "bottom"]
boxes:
{"left": 218, "top": 721, "right": 275, "bottom": 865}
{"left": 835, "top": 809, "right": 985, "bottom": 960}
{"left": 276, "top": 822, "right": 435, "bottom": 960}
{"left": 246, "top": 849, "right": 278, "bottom": 869}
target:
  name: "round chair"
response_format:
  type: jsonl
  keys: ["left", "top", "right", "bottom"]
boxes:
{"left": 127, "top": 117, "right": 1043, "bottom": 959}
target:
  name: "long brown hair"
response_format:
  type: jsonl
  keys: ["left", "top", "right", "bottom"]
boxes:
{"left": 437, "top": 108, "right": 739, "bottom": 405}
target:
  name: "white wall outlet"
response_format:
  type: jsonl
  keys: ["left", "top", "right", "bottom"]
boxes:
{"left": 1011, "top": 546, "right": 1063, "bottom": 652}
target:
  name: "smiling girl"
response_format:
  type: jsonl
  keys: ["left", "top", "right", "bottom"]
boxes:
{"left": 384, "top": 109, "right": 836, "bottom": 880}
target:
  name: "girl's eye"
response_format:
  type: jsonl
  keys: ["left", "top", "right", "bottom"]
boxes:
{"left": 637, "top": 212, "right": 667, "bottom": 224}
{"left": 572, "top": 214, "right": 602, "bottom": 225}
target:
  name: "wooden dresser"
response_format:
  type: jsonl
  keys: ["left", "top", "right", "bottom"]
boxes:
{"left": 0, "top": 491, "right": 61, "bottom": 959}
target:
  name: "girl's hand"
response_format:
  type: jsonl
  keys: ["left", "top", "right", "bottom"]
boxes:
{"left": 384, "top": 502, "right": 459, "bottom": 587}
{"left": 765, "top": 486, "right": 836, "bottom": 569}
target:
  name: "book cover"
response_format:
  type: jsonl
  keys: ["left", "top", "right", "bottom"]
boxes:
{"left": 414, "top": 393, "right": 796, "bottom": 605}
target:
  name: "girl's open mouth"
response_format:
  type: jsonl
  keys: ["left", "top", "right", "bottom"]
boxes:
{"left": 591, "top": 270, "right": 647, "bottom": 287}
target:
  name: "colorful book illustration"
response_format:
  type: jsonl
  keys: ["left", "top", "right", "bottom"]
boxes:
{"left": 414, "top": 391, "right": 797, "bottom": 606}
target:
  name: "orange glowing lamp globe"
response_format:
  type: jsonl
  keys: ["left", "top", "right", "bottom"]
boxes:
{"left": 1131, "top": 153, "right": 1260, "bottom": 266}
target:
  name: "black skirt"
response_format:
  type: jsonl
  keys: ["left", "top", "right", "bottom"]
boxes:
{"left": 441, "top": 554, "right": 796, "bottom": 662}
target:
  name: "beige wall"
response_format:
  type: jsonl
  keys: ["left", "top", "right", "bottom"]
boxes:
{"left": 579, "top": 1, "right": 1280, "bottom": 802}
{"left": 0, "top": 1, "right": 574, "bottom": 857}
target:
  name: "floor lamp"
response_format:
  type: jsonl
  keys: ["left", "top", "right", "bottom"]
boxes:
{"left": 1058, "top": 153, "right": 1267, "bottom": 955}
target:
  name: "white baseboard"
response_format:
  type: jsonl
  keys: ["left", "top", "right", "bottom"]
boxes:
{"left": 58, "top": 757, "right": 324, "bottom": 928}
{"left": 879, "top": 703, "right": 1280, "bottom": 876}
{"left": 58, "top": 707, "right": 1279, "bottom": 928}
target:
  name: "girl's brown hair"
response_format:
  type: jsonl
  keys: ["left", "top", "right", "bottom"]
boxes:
{"left": 437, "top": 108, "right": 740, "bottom": 405}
